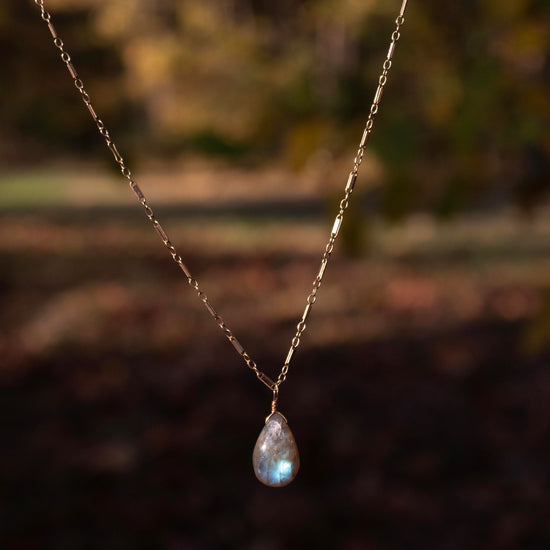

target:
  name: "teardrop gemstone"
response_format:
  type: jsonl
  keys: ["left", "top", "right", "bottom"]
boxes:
{"left": 252, "top": 412, "right": 300, "bottom": 487}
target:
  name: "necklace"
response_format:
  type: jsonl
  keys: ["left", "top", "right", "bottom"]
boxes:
{"left": 33, "top": 0, "right": 408, "bottom": 488}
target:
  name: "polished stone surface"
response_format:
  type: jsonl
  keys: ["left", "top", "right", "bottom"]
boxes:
{"left": 252, "top": 412, "right": 299, "bottom": 487}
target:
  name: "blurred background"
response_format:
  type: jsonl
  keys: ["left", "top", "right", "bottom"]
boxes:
{"left": 1, "top": 0, "right": 550, "bottom": 548}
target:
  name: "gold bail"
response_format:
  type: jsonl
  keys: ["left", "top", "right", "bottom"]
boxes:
{"left": 271, "top": 384, "right": 279, "bottom": 414}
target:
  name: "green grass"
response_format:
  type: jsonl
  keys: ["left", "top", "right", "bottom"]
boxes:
{"left": 0, "top": 170, "right": 70, "bottom": 207}
{"left": 0, "top": 168, "right": 129, "bottom": 208}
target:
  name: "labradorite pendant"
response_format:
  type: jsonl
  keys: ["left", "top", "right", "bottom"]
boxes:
{"left": 252, "top": 411, "right": 300, "bottom": 487}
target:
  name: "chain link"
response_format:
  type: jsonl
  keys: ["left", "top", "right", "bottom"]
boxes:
{"left": 33, "top": 0, "right": 408, "bottom": 397}
{"left": 278, "top": 2, "right": 408, "bottom": 387}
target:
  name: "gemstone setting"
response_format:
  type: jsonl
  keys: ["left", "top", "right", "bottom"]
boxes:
{"left": 252, "top": 412, "right": 299, "bottom": 487}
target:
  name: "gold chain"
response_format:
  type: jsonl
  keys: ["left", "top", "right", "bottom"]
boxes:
{"left": 33, "top": 0, "right": 408, "bottom": 403}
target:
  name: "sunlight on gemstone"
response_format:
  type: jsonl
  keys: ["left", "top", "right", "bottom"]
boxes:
{"left": 277, "top": 459, "right": 292, "bottom": 479}
{"left": 253, "top": 412, "right": 299, "bottom": 487}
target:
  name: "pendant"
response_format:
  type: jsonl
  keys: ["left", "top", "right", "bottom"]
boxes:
{"left": 252, "top": 411, "right": 300, "bottom": 487}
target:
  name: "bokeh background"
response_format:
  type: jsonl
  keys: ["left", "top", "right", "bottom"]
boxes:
{"left": 2, "top": 0, "right": 550, "bottom": 548}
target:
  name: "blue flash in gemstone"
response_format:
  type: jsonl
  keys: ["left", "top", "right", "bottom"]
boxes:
{"left": 252, "top": 412, "right": 300, "bottom": 487}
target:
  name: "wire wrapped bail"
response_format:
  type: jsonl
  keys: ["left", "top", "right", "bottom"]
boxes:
{"left": 271, "top": 384, "right": 279, "bottom": 414}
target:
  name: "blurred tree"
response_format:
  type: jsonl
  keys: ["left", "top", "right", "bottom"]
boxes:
{"left": 2, "top": 0, "right": 549, "bottom": 216}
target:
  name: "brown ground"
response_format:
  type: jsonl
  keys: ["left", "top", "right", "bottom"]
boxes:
{"left": 1, "top": 166, "right": 550, "bottom": 549}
